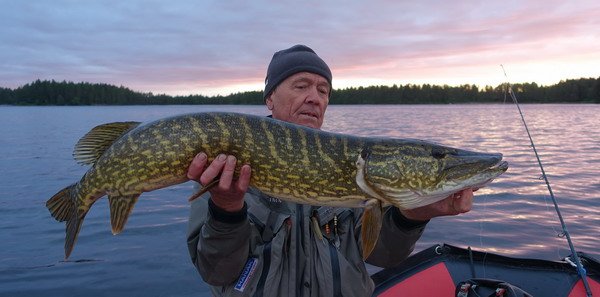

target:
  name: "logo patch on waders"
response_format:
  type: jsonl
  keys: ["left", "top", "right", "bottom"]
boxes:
{"left": 234, "top": 258, "right": 259, "bottom": 292}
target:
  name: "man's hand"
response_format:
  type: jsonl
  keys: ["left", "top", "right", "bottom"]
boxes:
{"left": 187, "top": 152, "right": 251, "bottom": 212}
{"left": 399, "top": 188, "right": 475, "bottom": 222}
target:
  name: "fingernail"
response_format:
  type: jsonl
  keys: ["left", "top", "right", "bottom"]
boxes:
{"left": 196, "top": 153, "right": 207, "bottom": 160}
{"left": 217, "top": 154, "right": 226, "bottom": 161}
{"left": 227, "top": 155, "right": 236, "bottom": 165}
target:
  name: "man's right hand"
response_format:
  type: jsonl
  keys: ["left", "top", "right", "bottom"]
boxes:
{"left": 187, "top": 152, "right": 251, "bottom": 212}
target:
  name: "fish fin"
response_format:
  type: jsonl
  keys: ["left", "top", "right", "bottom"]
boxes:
{"left": 188, "top": 178, "right": 220, "bottom": 202}
{"left": 46, "top": 184, "right": 77, "bottom": 222}
{"left": 73, "top": 121, "right": 141, "bottom": 166}
{"left": 370, "top": 184, "right": 423, "bottom": 209}
{"left": 108, "top": 194, "right": 140, "bottom": 235}
{"left": 382, "top": 189, "right": 449, "bottom": 210}
{"left": 65, "top": 209, "right": 88, "bottom": 260}
{"left": 372, "top": 185, "right": 416, "bottom": 200}
{"left": 361, "top": 199, "right": 383, "bottom": 261}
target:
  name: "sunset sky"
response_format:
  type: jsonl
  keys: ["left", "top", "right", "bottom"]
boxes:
{"left": 1, "top": 0, "right": 599, "bottom": 96}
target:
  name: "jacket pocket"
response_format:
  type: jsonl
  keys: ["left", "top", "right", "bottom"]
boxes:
{"left": 219, "top": 215, "right": 291, "bottom": 297}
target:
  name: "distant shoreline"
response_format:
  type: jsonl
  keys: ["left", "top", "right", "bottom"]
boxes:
{"left": 1, "top": 78, "right": 599, "bottom": 105}
{"left": 2, "top": 102, "right": 598, "bottom": 108}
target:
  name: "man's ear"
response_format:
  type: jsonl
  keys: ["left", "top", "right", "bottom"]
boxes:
{"left": 265, "top": 94, "right": 274, "bottom": 110}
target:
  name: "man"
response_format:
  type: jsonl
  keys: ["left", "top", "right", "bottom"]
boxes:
{"left": 187, "top": 44, "right": 474, "bottom": 296}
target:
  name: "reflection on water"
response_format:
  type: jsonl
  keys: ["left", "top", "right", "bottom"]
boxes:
{"left": 0, "top": 104, "right": 598, "bottom": 296}
{"left": 324, "top": 104, "right": 600, "bottom": 258}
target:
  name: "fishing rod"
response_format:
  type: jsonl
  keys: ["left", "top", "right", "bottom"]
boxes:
{"left": 500, "top": 65, "right": 593, "bottom": 297}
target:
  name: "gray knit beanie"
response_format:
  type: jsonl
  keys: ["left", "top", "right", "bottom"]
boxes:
{"left": 263, "top": 44, "right": 332, "bottom": 99}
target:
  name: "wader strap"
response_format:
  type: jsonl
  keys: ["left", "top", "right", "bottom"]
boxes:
{"left": 252, "top": 242, "right": 272, "bottom": 297}
{"left": 261, "top": 210, "right": 279, "bottom": 242}
{"left": 329, "top": 244, "right": 342, "bottom": 297}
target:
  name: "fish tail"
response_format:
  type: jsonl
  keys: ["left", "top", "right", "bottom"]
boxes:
{"left": 46, "top": 184, "right": 77, "bottom": 222}
{"left": 64, "top": 210, "right": 87, "bottom": 260}
{"left": 46, "top": 183, "right": 88, "bottom": 260}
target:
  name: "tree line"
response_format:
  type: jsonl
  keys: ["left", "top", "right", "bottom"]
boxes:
{"left": 1, "top": 77, "right": 599, "bottom": 105}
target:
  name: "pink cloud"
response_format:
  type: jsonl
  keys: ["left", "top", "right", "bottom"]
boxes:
{"left": 1, "top": 0, "right": 598, "bottom": 95}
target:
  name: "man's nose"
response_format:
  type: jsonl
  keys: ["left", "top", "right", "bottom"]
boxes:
{"left": 304, "top": 86, "right": 322, "bottom": 104}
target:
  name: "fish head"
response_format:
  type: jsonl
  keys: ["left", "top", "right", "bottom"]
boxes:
{"left": 357, "top": 139, "right": 508, "bottom": 209}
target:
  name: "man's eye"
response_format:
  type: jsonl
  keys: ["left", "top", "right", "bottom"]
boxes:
{"left": 295, "top": 84, "right": 307, "bottom": 89}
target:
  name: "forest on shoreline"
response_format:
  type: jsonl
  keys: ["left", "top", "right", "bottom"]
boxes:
{"left": 1, "top": 77, "right": 599, "bottom": 105}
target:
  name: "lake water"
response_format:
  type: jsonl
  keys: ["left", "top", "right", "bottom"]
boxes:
{"left": 0, "top": 104, "right": 598, "bottom": 296}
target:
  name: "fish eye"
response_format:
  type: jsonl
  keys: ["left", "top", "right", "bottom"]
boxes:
{"left": 432, "top": 149, "right": 447, "bottom": 159}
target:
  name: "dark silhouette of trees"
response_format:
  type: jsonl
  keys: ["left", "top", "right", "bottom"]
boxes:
{"left": 1, "top": 77, "right": 599, "bottom": 105}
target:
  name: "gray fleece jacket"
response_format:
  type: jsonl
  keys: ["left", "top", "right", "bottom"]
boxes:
{"left": 187, "top": 188, "right": 427, "bottom": 297}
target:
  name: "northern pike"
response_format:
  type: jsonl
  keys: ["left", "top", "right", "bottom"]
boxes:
{"left": 46, "top": 112, "right": 508, "bottom": 260}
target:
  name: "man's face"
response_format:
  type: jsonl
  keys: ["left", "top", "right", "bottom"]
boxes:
{"left": 266, "top": 72, "right": 330, "bottom": 129}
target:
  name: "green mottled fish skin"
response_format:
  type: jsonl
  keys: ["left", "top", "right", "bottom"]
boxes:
{"left": 46, "top": 112, "right": 508, "bottom": 259}
{"left": 82, "top": 112, "right": 371, "bottom": 208}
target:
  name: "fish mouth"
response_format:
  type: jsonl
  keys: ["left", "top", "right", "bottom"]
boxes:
{"left": 474, "top": 160, "right": 508, "bottom": 184}
{"left": 491, "top": 160, "right": 509, "bottom": 172}
{"left": 482, "top": 159, "right": 509, "bottom": 181}
{"left": 447, "top": 151, "right": 504, "bottom": 171}
{"left": 454, "top": 159, "right": 509, "bottom": 190}
{"left": 437, "top": 155, "right": 508, "bottom": 194}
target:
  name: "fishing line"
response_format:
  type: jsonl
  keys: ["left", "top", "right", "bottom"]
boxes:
{"left": 501, "top": 65, "right": 593, "bottom": 297}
